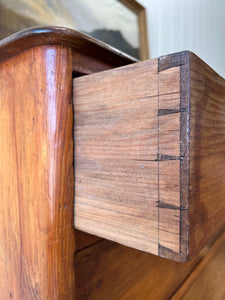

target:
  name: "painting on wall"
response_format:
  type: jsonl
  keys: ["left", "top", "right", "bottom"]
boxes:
{"left": 0, "top": 0, "right": 149, "bottom": 60}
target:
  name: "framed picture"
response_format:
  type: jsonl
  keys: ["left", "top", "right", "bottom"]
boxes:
{"left": 65, "top": 0, "right": 149, "bottom": 60}
{"left": 0, "top": 0, "right": 149, "bottom": 60}
{"left": 117, "top": 0, "right": 149, "bottom": 59}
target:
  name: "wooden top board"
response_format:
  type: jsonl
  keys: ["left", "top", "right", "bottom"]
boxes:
{"left": 0, "top": 26, "right": 136, "bottom": 66}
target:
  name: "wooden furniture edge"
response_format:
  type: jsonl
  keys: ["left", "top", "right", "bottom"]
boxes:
{"left": 75, "top": 234, "right": 206, "bottom": 300}
{"left": 171, "top": 230, "right": 225, "bottom": 299}
{"left": 188, "top": 51, "right": 225, "bottom": 259}
{"left": 0, "top": 26, "right": 136, "bottom": 66}
{"left": 0, "top": 45, "right": 76, "bottom": 298}
{"left": 158, "top": 51, "right": 190, "bottom": 262}
{"left": 159, "top": 51, "right": 225, "bottom": 262}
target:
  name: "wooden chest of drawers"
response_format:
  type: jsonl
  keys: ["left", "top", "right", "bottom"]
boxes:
{"left": 0, "top": 27, "right": 224, "bottom": 299}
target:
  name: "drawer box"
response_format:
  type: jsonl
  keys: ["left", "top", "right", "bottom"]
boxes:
{"left": 74, "top": 51, "right": 225, "bottom": 262}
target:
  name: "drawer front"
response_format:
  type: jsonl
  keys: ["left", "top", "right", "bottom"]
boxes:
{"left": 74, "top": 51, "right": 225, "bottom": 262}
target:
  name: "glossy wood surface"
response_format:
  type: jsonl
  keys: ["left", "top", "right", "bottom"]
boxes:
{"left": 0, "top": 27, "right": 136, "bottom": 299}
{"left": 0, "top": 26, "right": 136, "bottom": 67}
{"left": 0, "top": 45, "right": 75, "bottom": 299}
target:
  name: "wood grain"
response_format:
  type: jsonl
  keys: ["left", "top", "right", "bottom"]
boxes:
{"left": 74, "top": 58, "right": 183, "bottom": 260}
{"left": 172, "top": 231, "right": 225, "bottom": 300}
{"left": 75, "top": 231, "right": 102, "bottom": 252}
{"left": 0, "top": 45, "right": 75, "bottom": 299}
{"left": 159, "top": 93, "right": 180, "bottom": 110}
{"left": 188, "top": 52, "right": 225, "bottom": 259}
{"left": 74, "top": 59, "right": 158, "bottom": 161}
{"left": 74, "top": 50, "right": 225, "bottom": 262}
{"left": 75, "top": 239, "right": 205, "bottom": 300}
{"left": 1, "top": 26, "right": 224, "bottom": 299}
{"left": 159, "top": 113, "right": 180, "bottom": 156}
{"left": 0, "top": 27, "right": 137, "bottom": 298}
{"left": 72, "top": 49, "right": 115, "bottom": 75}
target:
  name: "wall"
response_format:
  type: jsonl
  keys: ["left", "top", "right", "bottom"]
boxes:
{"left": 139, "top": 0, "right": 225, "bottom": 78}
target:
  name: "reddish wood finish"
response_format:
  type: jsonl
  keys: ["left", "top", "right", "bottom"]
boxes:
{"left": 75, "top": 231, "right": 102, "bottom": 252}
{"left": 172, "top": 231, "right": 225, "bottom": 300}
{"left": 0, "top": 26, "right": 136, "bottom": 67}
{"left": 1, "top": 27, "right": 225, "bottom": 299}
{"left": 0, "top": 27, "right": 135, "bottom": 299}
{"left": 189, "top": 53, "right": 225, "bottom": 259}
{"left": 0, "top": 45, "right": 75, "bottom": 299}
{"left": 75, "top": 239, "right": 206, "bottom": 300}
{"left": 72, "top": 49, "right": 115, "bottom": 75}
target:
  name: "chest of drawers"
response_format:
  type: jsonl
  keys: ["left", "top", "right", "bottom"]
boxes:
{"left": 0, "top": 27, "right": 224, "bottom": 299}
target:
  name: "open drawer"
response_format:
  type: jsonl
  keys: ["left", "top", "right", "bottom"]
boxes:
{"left": 74, "top": 51, "right": 225, "bottom": 262}
{"left": 0, "top": 27, "right": 224, "bottom": 299}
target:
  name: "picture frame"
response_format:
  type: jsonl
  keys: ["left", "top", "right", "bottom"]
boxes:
{"left": 119, "top": 0, "right": 149, "bottom": 60}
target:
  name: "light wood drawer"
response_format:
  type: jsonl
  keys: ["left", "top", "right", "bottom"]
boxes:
{"left": 74, "top": 51, "right": 225, "bottom": 262}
